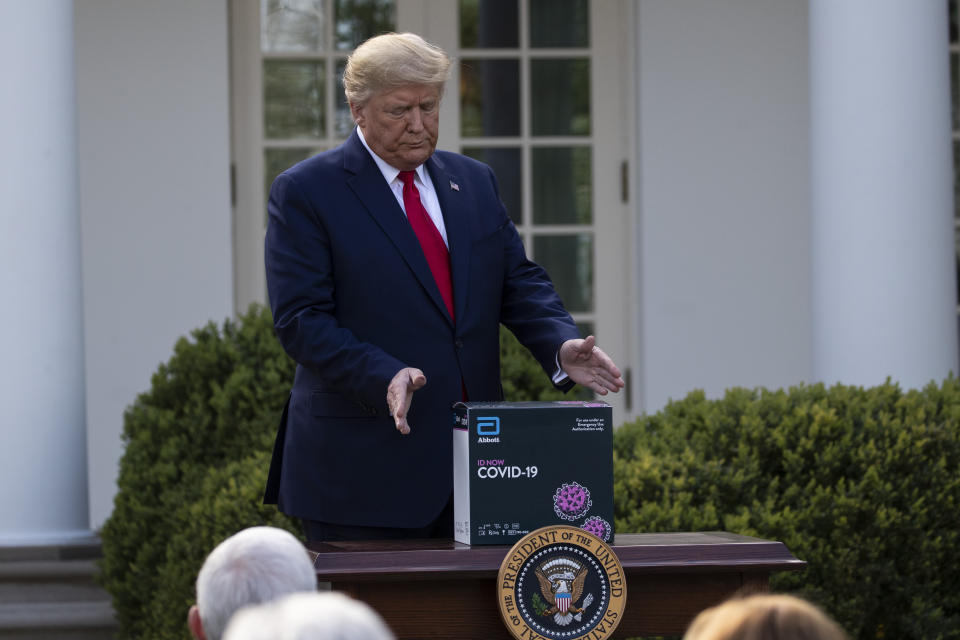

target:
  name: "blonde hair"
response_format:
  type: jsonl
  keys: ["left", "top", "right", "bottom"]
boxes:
{"left": 684, "top": 594, "right": 848, "bottom": 640}
{"left": 343, "top": 32, "right": 452, "bottom": 107}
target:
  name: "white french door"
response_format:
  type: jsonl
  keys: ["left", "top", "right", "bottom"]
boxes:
{"left": 230, "top": 0, "right": 638, "bottom": 419}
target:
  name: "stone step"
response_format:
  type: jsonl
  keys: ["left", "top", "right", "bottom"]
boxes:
{"left": 0, "top": 537, "right": 102, "bottom": 564}
{"left": 0, "top": 601, "right": 116, "bottom": 637}
{"left": 0, "top": 538, "right": 117, "bottom": 640}
{"left": 0, "top": 631, "right": 115, "bottom": 640}
{"left": 0, "top": 560, "right": 101, "bottom": 578}
{"left": 0, "top": 581, "right": 108, "bottom": 605}
{"left": 0, "top": 560, "right": 111, "bottom": 603}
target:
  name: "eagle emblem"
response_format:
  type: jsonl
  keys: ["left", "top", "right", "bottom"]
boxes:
{"left": 534, "top": 557, "right": 595, "bottom": 626}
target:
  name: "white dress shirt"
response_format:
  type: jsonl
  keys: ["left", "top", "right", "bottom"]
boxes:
{"left": 356, "top": 127, "right": 449, "bottom": 247}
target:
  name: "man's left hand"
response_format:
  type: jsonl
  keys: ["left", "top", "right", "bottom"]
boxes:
{"left": 559, "top": 336, "right": 625, "bottom": 396}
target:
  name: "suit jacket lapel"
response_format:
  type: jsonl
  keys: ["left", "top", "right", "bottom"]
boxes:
{"left": 343, "top": 132, "right": 454, "bottom": 326}
{"left": 427, "top": 155, "right": 471, "bottom": 327}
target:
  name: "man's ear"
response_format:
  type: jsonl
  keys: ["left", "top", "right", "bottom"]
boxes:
{"left": 188, "top": 604, "right": 206, "bottom": 640}
{"left": 350, "top": 101, "right": 364, "bottom": 127}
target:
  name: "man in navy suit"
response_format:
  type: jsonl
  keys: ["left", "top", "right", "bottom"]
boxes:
{"left": 264, "top": 33, "right": 624, "bottom": 542}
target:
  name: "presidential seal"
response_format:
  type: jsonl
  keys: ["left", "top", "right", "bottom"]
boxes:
{"left": 497, "top": 525, "right": 627, "bottom": 640}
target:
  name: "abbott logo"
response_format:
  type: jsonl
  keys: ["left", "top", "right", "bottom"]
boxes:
{"left": 477, "top": 416, "right": 501, "bottom": 436}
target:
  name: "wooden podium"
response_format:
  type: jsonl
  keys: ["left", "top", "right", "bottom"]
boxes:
{"left": 308, "top": 531, "right": 804, "bottom": 639}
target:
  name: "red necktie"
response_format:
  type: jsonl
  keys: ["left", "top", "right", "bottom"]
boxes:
{"left": 399, "top": 170, "right": 454, "bottom": 322}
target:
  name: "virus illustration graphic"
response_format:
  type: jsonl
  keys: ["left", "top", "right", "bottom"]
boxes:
{"left": 553, "top": 482, "right": 592, "bottom": 521}
{"left": 581, "top": 516, "right": 612, "bottom": 541}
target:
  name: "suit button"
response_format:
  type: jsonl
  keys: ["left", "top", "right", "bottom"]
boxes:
{"left": 455, "top": 339, "right": 464, "bottom": 349}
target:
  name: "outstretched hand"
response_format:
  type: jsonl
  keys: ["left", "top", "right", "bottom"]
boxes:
{"left": 386, "top": 367, "right": 427, "bottom": 435}
{"left": 559, "top": 336, "right": 625, "bottom": 395}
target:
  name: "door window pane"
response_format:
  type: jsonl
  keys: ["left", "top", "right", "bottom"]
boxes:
{"left": 954, "top": 140, "right": 960, "bottom": 221}
{"left": 532, "top": 147, "right": 591, "bottom": 224}
{"left": 529, "top": 0, "right": 588, "bottom": 48}
{"left": 264, "top": 61, "right": 325, "bottom": 138}
{"left": 953, "top": 53, "right": 960, "bottom": 131}
{"left": 576, "top": 321, "right": 594, "bottom": 339}
{"left": 334, "top": 0, "right": 396, "bottom": 50}
{"left": 952, "top": 0, "right": 958, "bottom": 45}
{"left": 265, "top": 147, "right": 325, "bottom": 210}
{"left": 953, "top": 0, "right": 960, "bottom": 367}
{"left": 463, "top": 147, "right": 522, "bottom": 223}
{"left": 534, "top": 234, "right": 593, "bottom": 312}
{"left": 531, "top": 58, "right": 590, "bottom": 136}
{"left": 335, "top": 59, "right": 354, "bottom": 137}
{"left": 956, "top": 224, "right": 960, "bottom": 302}
{"left": 461, "top": 59, "right": 521, "bottom": 137}
{"left": 262, "top": 0, "right": 326, "bottom": 52}
{"left": 460, "top": 0, "right": 519, "bottom": 48}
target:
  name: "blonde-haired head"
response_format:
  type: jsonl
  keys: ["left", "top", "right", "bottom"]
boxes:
{"left": 343, "top": 32, "right": 452, "bottom": 107}
{"left": 684, "top": 594, "right": 847, "bottom": 640}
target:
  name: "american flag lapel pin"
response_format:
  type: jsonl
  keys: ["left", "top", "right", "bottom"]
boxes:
{"left": 450, "top": 180, "right": 460, "bottom": 192}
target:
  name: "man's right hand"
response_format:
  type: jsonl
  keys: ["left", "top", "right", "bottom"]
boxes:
{"left": 386, "top": 367, "right": 426, "bottom": 435}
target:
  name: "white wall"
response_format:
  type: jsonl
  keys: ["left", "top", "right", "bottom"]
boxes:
{"left": 75, "top": 0, "right": 234, "bottom": 529}
{"left": 636, "top": 0, "right": 811, "bottom": 411}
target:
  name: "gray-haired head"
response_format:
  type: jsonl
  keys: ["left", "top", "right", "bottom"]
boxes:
{"left": 193, "top": 526, "right": 317, "bottom": 640}
{"left": 222, "top": 591, "right": 396, "bottom": 640}
{"left": 343, "top": 32, "right": 452, "bottom": 108}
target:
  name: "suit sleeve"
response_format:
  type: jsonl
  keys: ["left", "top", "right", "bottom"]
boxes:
{"left": 265, "top": 171, "right": 406, "bottom": 409}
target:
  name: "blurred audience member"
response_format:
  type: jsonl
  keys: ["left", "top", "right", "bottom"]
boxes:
{"left": 684, "top": 593, "right": 848, "bottom": 640}
{"left": 188, "top": 526, "right": 317, "bottom": 640}
{"left": 222, "top": 591, "right": 395, "bottom": 640}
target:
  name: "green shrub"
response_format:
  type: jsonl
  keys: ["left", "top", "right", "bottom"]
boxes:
{"left": 102, "top": 305, "right": 960, "bottom": 639}
{"left": 98, "top": 306, "right": 299, "bottom": 640}
{"left": 99, "top": 307, "right": 579, "bottom": 639}
{"left": 499, "top": 326, "right": 592, "bottom": 401}
{"left": 143, "top": 452, "right": 298, "bottom": 638}
{"left": 613, "top": 379, "right": 960, "bottom": 640}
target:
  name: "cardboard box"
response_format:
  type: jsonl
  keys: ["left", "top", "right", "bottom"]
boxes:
{"left": 453, "top": 400, "right": 614, "bottom": 546}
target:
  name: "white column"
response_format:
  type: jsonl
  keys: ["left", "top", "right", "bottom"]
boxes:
{"left": 0, "top": 1, "right": 90, "bottom": 543}
{"left": 810, "top": 0, "right": 959, "bottom": 388}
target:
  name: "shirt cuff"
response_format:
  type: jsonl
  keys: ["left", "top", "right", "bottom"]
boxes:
{"left": 551, "top": 352, "right": 569, "bottom": 386}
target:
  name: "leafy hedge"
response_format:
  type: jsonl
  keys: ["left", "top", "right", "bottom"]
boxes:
{"left": 99, "top": 305, "right": 576, "bottom": 639}
{"left": 98, "top": 306, "right": 300, "bottom": 640}
{"left": 498, "top": 323, "right": 591, "bottom": 401}
{"left": 613, "top": 380, "right": 960, "bottom": 640}
{"left": 102, "top": 305, "right": 959, "bottom": 640}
